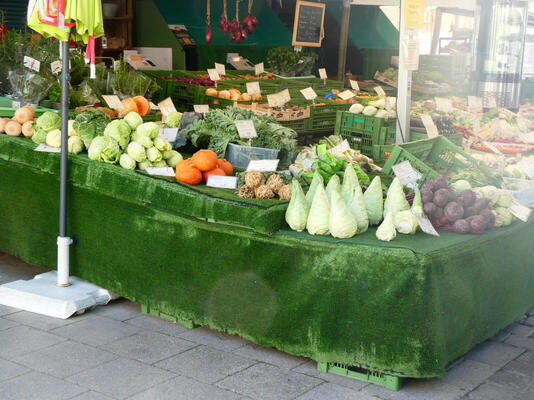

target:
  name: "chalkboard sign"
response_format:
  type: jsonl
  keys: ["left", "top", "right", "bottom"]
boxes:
{"left": 292, "top": 1, "right": 325, "bottom": 48}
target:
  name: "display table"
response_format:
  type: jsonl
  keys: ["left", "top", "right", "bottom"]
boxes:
{"left": 1, "top": 134, "right": 534, "bottom": 379}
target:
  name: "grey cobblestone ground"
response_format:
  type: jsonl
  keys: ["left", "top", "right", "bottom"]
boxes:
{"left": 0, "top": 252, "right": 533, "bottom": 399}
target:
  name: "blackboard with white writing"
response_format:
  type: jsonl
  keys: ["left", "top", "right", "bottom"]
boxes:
{"left": 292, "top": 1, "right": 325, "bottom": 47}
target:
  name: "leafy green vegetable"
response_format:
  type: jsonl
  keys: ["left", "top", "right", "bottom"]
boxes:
{"left": 104, "top": 120, "right": 131, "bottom": 150}
{"left": 154, "top": 137, "right": 172, "bottom": 152}
{"left": 68, "top": 136, "right": 84, "bottom": 154}
{"left": 73, "top": 109, "right": 110, "bottom": 149}
{"left": 137, "top": 122, "right": 160, "bottom": 139}
{"left": 306, "top": 181, "right": 330, "bottom": 236}
{"left": 306, "top": 170, "right": 324, "bottom": 207}
{"left": 36, "top": 111, "right": 61, "bottom": 132}
{"left": 329, "top": 191, "right": 357, "bottom": 239}
{"left": 88, "top": 136, "right": 120, "bottom": 164}
{"left": 124, "top": 112, "right": 143, "bottom": 130}
{"left": 127, "top": 142, "right": 147, "bottom": 162}
{"left": 163, "top": 150, "right": 183, "bottom": 167}
{"left": 46, "top": 129, "right": 61, "bottom": 148}
{"left": 383, "top": 177, "right": 410, "bottom": 218}
{"left": 146, "top": 147, "right": 162, "bottom": 163}
{"left": 376, "top": 211, "right": 396, "bottom": 242}
{"left": 165, "top": 112, "right": 182, "bottom": 128}
{"left": 347, "top": 184, "right": 368, "bottom": 234}
{"left": 31, "top": 124, "right": 48, "bottom": 144}
{"left": 286, "top": 180, "right": 309, "bottom": 232}
{"left": 119, "top": 154, "right": 136, "bottom": 170}
{"left": 325, "top": 175, "right": 341, "bottom": 203}
{"left": 364, "top": 176, "right": 384, "bottom": 225}
{"left": 341, "top": 164, "right": 359, "bottom": 206}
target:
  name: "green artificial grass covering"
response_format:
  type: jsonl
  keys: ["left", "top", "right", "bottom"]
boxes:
{"left": 2, "top": 133, "right": 534, "bottom": 378}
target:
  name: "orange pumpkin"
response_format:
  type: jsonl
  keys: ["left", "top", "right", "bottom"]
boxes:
{"left": 203, "top": 168, "right": 226, "bottom": 182}
{"left": 176, "top": 165, "right": 202, "bottom": 185}
{"left": 191, "top": 150, "right": 218, "bottom": 172}
{"left": 175, "top": 159, "right": 193, "bottom": 171}
{"left": 216, "top": 159, "right": 233, "bottom": 176}
{"left": 121, "top": 98, "right": 138, "bottom": 115}
{"left": 132, "top": 96, "right": 150, "bottom": 116}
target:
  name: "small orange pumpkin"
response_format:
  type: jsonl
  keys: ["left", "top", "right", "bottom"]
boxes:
{"left": 191, "top": 150, "right": 218, "bottom": 172}
{"left": 203, "top": 168, "right": 226, "bottom": 182}
{"left": 216, "top": 159, "right": 233, "bottom": 176}
{"left": 175, "top": 159, "right": 194, "bottom": 171}
{"left": 176, "top": 165, "right": 202, "bottom": 185}
{"left": 121, "top": 98, "right": 138, "bottom": 115}
{"left": 132, "top": 96, "right": 150, "bottom": 116}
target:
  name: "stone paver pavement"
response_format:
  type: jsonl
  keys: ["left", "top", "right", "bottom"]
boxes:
{"left": 1, "top": 252, "right": 534, "bottom": 399}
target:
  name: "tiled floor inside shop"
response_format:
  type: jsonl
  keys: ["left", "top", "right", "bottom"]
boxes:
{"left": 0, "top": 251, "right": 534, "bottom": 400}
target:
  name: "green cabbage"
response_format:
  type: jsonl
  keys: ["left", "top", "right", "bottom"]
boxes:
{"left": 119, "top": 154, "right": 136, "bottom": 170}
{"left": 124, "top": 112, "right": 143, "bottom": 130}
{"left": 146, "top": 147, "right": 163, "bottom": 163}
{"left": 154, "top": 136, "right": 172, "bottom": 152}
{"left": 136, "top": 122, "right": 160, "bottom": 139}
{"left": 325, "top": 175, "right": 341, "bottom": 203}
{"left": 134, "top": 135, "right": 153, "bottom": 149}
{"left": 127, "top": 142, "right": 147, "bottom": 162}
{"left": 376, "top": 211, "right": 396, "bottom": 242}
{"left": 306, "top": 170, "right": 324, "bottom": 207}
{"left": 393, "top": 210, "right": 418, "bottom": 235}
{"left": 67, "top": 136, "right": 84, "bottom": 154}
{"left": 163, "top": 150, "right": 183, "bottom": 167}
{"left": 329, "top": 191, "right": 357, "bottom": 239}
{"left": 364, "top": 176, "right": 384, "bottom": 225}
{"left": 341, "top": 164, "right": 359, "bottom": 206}
{"left": 46, "top": 129, "right": 62, "bottom": 148}
{"left": 73, "top": 109, "right": 110, "bottom": 149}
{"left": 285, "top": 180, "right": 309, "bottom": 232}
{"left": 347, "top": 184, "right": 368, "bottom": 234}
{"left": 36, "top": 111, "right": 61, "bottom": 132}
{"left": 88, "top": 136, "right": 120, "bottom": 164}
{"left": 165, "top": 111, "right": 182, "bottom": 128}
{"left": 31, "top": 124, "right": 48, "bottom": 144}
{"left": 362, "top": 106, "right": 377, "bottom": 116}
{"left": 383, "top": 177, "right": 410, "bottom": 218}
{"left": 494, "top": 207, "right": 513, "bottom": 226}
{"left": 137, "top": 160, "right": 153, "bottom": 170}
{"left": 306, "top": 182, "right": 330, "bottom": 236}
{"left": 153, "top": 160, "right": 168, "bottom": 168}
{"left": 104, "top": 120, "right": 131, "bottom": 150}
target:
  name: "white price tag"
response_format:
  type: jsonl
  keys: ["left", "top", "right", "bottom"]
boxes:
{"left": 12, "top": 101, "right": 21, "bottom": 109}
{"left": 318, "top": 68, "right": 327, "bottom": 80}
{"left": 24, "top": 56, "right": 40, "bottom": 72}
{"left": 214, "top": 63, "right": 226, "bottom": 76}
{"left": 267, "top": 89, "right": 290, "bottom": 108}
{"left": 247, "top": 159, "right": 280, "bottom": 172}
{"left": 158, "top": 98, "right": 177, "bottom": 119}
{"left": 159, "top": 128, "right": 178, "bottom": 142}
{"left": 149, "top": 102, "right": 159, "bottom": 111}
{"left": 207, "top": 69, "right": 220, "bottom": 82}
{"left": 435, "top": 97, "right": 454, "bottom": 113}
{"left": 374, "top": 86, "right": 386, "bottom": 97}
{"left": 194, "top": 105, "right": 210, "bottom": 113}
{"left": 235, "top": 120, "right": 257, "bottom": 139}
{"left": 207, "top": 175, "right": 238, "bottom": 189}
{"left": 350, "top": 80, "right": 360, "bottom": 91}
{"left": 145, "top": 167, "right": 176, "bottom": 177}
{"left": 300, "top": 87, "right": 317, "bottom": 101}
{"left": 328, "top": 140, "right": 351, "bottom": 157}
{"left": 508, "top": 198, "right": 532, "bottom": 222}
{"left": 488, "top": 97, "right": 498, "bottom": 108}
{"left": 246, "top": 82, "right": 261, "bottom": 95}
{"left": 51, "top": 60, "right": 62, "bottom": 74}
{"left": 421, "top": 114, "right": 439, "bottom": 138}
{"left": 35, "top": 144, "right": 61, "bottom": 153}
{"left": 468, "top": 96, "right": 483, "bottom": 112}
{"left": 482, "top": 141, "right": 503, "bottom": 155}
{"left": 337, "top": 90, "right": 356, "bottom": 101}
{"left": 392, "top": 161, "right": 421, "bottom": 189}
{"left": 102, "top": 95, "right": 123, "bottom": 110}
{"left": 412, "top": 212, "right": 440, "bottom": 237}
{"left": 254, "top": 62, "right": 264, "bottom": 76}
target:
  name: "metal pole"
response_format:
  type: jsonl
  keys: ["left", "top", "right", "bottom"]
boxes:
{"left": 396, "top": 0, "right": 412, "bottom": 144}
{"left": 57, "top": 40, "right": 72, "bottom": 287}
{"left": 337, "top": 0, "right": 351, "bottom": 80}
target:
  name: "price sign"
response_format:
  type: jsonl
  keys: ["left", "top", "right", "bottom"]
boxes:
{"left": 300, "top": 87, "right": 317, "bottom": 101}
{"left": 102, "top": 95, "right": 123, "bottom": 110}
{"left": 24, "top": 56, "right": 40, "bottom": 72}
{"left": 374, "top": 86, "right": 386, "bottom": 97}
{"left": 508, "top": 198, "right": 532, "bottom": 222}
{"left": 435, "top": 97, "right": 454, "bottom": 113}
{"left": 214, "top": 62, "right": 226, "bottom": 76}
{"left": 350, "top": 80, "right": 360, "bottom": 91}
{"left": 159, "top": 128, "right": 179, "bottom": 142}
{"left": 421, "top": 114, "right": 439, "bottom": 138}
{"left": 194, "top": 105, "right": 210, "bottom": 113}
{"left": 145, "top": 167, "right": 176, "bottom": 177}
{"left": 35, "top": 144, "right": 61, "bottom": 153}
{"left": 468, "top": 96, "right": 483, "bottom": 112}
{"left": 207, "top": 69, "right": 220, "bottom": 82}
{"left": 247, "top": 159, "right": 280, "bottom": 172}
{"left": 254, "top": 62, "right": 264, "bottom": 76}
{"left": 488, "top": 97, "right": 498, "bottom": 108}
{"left": 267, "top": 89, "right": 290, "bottom": 108}
{"left": 51, "top": 60, "right": 62, "bottom": 74}
{"left": 246, "top": 82, "right": 261, "bottom": 95}
{"left": 158, "top": 98, "right": 177, "bottom": 120}
{"left": 412, "top": 212, "right": 440, "bottom": 237}
{"left": 392, "top": 160, "right": 421, "bottom": 190}
{"left": 318, "top": 68, "right": 327, "bottom": 80}
{"left": 337, "top": 90, "right": 356, "bottom": 101}
{"left": 149, "top": 102, "right": 159, "bottom": 111}
{"left": 482, "top": 141, "right": 503, "bottom": 155}
{"left": 235, "top": 120, "right": 257, "bottom": 139}
{"left": 328, "top": 140, "right": 350, "bottom": 157}
{"left": 206, "top": 175, "right": 238, "bottom": 189}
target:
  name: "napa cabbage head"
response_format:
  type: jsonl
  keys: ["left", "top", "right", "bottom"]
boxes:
{"left": 305, "top": 170, "right": 324, "bottom": 207}
{"left": 376, "top": 211, "right": 396, "bottom": 242}
{"left": 383, "top": 177, "right": 410, "bottom": 218}
{"left": 347, "top": 184, "right": 369, "bottom": 234}
{"left": 285, "top": 180, "right": 309, "bottom": 232}
{"left": 325, "top": 174, "right": 341, "bottom": 202}
{"left": 341, "top": 164, "right": 359, "bottom": 206}
{"left": 329, "top": 191, "right": 357, "bottom": 239}
{"left": 306, "top": 181, "right": 330, "bottom": 236}
{"left": 364, "top": 176, "right": 384, "bottom": 225}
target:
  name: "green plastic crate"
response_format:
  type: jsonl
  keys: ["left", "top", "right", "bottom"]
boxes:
{"left": 307, "top": 103, "right": 351, "bottom": 131}
{"left": 334, "top": 111, "right": 396, "bottom": 157}
{"left": 410, "top": 131, "right": 463, "bottom": 146}
{"left": 317, "top": 362, "right": 404, "bottom": 391}
{"left": 382, "top": 136, "right": 476, "bottom": 186}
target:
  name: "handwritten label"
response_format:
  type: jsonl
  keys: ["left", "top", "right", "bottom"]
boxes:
{"left": 145, "top": 167, "right": 175, "bottom": 177}
{"left": 207, "top": 69, "right": 220, "bottom": 82}
{"left": 247, "top": 159, "right": 280, "bottom": 172}
{"left": 51, "top": 60, "right": 62, "bottom": 74}
{"left": 318, "top": 68, "right": 327, "bottom": 80}
{"left": 246, "top": 82, "right": 261, "bottom": 95}
{"left": 435, "top": 97, "right": 454, "bottom": 113}
{"left": 328, "top": 140, "right": 350, "bottom": 156}
{"left": 35, "top": 144, "right": 61, "bottom": 153}
{"left": 421, "top": 114, "right": 439, "bottom": 138}
{"left": 158, "top": 98, "right": 177, "bottom": 119}
{"left": 214, "top": 63, "right": 226, "bottom": 76}
{"left": 24, "top": 56, "right": 40, "bottom": 72}
{"left": 337, "top": 90, "right": 356, "bottom": 101}
{"left": 483, "top": 141, "right": 503, "bottom": 155}
{"left": 392, "top": 160, "right": 421, "bottom": 190}
{"left": 374, "top": 86, "right": 386, "bottom": 97}
{"left": 413, "top": 212, "right": 440, "bottom": 237}
{"left": 193, "top": 105, "right": 210, "bottom": 113}
{"left": 350, "top": 80, "right": 360, "bottom": 91}
{"left": 267, "top": 89, "right": 290, "bottom": 108}
{"left": 468, "top": 96, "right": 483, "bottom": 112}
{"left": 300, "top": 87, "right": 317, "bottom": 101}
{"left": 508, "top": 198, "right": 532, "bottom": 222}
{"left": 235, "top": 120, "right": 257, "bottom": 139}
{"left": 102, "top": 95, "right": 123, "bottom": 110}
{"left": 159, "top": 128, "right": 178, "bottom": 142}
{"left": 206, "top": 175, "right": 238, "bottom": 189}
{"left": 254, "top": 62, "right": 264, "bottom": 76}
